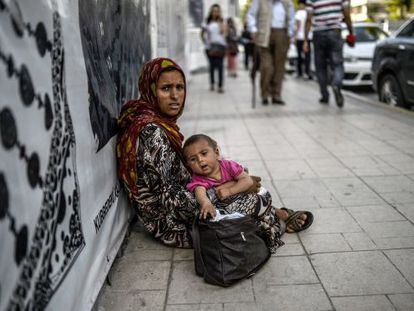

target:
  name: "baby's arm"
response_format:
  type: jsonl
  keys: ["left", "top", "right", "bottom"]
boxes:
{"left": 216, "top": 171, "right": 254, "bottom": 200}
{"left": 194, "top": 186, "right": 217, "bottom": 220}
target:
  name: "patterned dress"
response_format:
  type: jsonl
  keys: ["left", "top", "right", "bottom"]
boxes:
{"left": 134, "top": 123, "right": 285, "bottom": 252}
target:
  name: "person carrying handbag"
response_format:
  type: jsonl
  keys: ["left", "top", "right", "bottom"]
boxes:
{"left": 201, "top": 4, "right": 227, "bottom": 93}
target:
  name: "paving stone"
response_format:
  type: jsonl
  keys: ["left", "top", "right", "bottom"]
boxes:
{"left": 274, "top": 243, "right": 305, "bottom": 256}
{"left": 109, "top": 258, "right": 170, "bottom": 290}
{"left": 342, "top": 232, "right": 377, "bottom": 251}
{"left": 173, "top": 248, "right": 193, "bottom": 261}
{"left": 167, "top": 261, "right": 254, "bottom": 304}
{"left": 300, "top": 208, "right": 362, "bottom": 234}
{"left": 384, "top": 249, "right": 414, "bottom": 286}
{"left": 362, "top": 176, "right": 414, "bottom": 193}
{"left": 339, "top": 156, "right": 400, "bottom": 176}
{"left": 371, "top": 236, "right": 414, "bottom": 249}
{"left": 223, "top": 302, "right": 261, "bottom": 311}
{"left": 275, "top": 179, "right": 331, "bottom": 198}
{"left": 281, "top": 196, "right": 322, "bottom": 210}
{"left": 123, "top": 249, "right": 173, "bottom": 261}
{"left": 381, "top": 192, "right": 414, "bottom": 204}
{"left": 311, "top": 251, "right": 413, "bottom": 296}
{"left": 394, "top": 203, "right": 414, "bottom": 222}
{"left": 301, "top": 233, "right": 351, "bottom": 254}
{"left": 266, "top": 160, "right": 317, "bottom": 180}
{"left": 388, "top": 293, "right": 414, "bottom": 310}
{"left": 94, "top": 289, "right": 165, "bottom": 311}
{"left": 125, "top": 231, "right": 170, "bottom": 252}
{"left": 252, "top": 256, "right": 318, "bottom": 288}
{"left": 166, "top": 303, "right": 224, "bottom": 311}
{"left": 254, "top": 284, "right": 332, "bottom": 311}
{"left": 281, "top": 233, "right": 300, "bottom": 244}
{"left": 307, "top": 158, "right": 354, "bottom": 178}
{"left": 346, "top": 205, "right": 405, "bottom": 223}
{"left": 358, "top": 221, "right": 414, "bottom": 239}
{"left": 333, "top": 190, "right": 385, "bottom": 207}
{"left": 331, "top": 295, "right": 395, "bottom": 311}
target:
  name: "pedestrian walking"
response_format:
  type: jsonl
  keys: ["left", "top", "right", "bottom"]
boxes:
{"left": 241, "top": 22, "right": 255, "bottom": 70}
{"left": 226, "top": 17, "right": 239, "bottom": 78}
{"left": 303, "top": 0, "right": 354, "bottom": 107}
{"left": 201, "top": 4, "right": 227, "bottom": 93}
{"left": 247, "top": 0, "right": 296, "bottom": 105}
{"left": 294, "top": 0, "right": 312, "bottom": 80}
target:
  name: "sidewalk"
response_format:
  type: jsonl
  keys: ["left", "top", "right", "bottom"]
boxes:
{"left": 94, "top": 69, "right": 414, "bottom": 311}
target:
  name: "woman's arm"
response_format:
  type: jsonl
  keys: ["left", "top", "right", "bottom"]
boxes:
{"left": 216, "top": 171, "right": 254, "bottom": 200}
{"left": 137, "top": 125, "right": 197, "bottom": 217}
{"left": 194, "top": 186, "right": 216, "bottom": 219}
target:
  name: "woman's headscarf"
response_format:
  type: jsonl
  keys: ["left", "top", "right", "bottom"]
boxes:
{"left": 117, "top": 58, "right": 186, "bottom": 199}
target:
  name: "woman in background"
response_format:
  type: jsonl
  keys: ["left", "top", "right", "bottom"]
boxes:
{"left": 226, "top": 17, "right": 239, "bottom": 78}
{"left": 201, "top": 4, "right": 227, "bottom": 93}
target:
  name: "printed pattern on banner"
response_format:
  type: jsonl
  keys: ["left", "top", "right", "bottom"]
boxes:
{"left": 0, "top": 1, "right": 85, "bottom": 309}
{"left": 0, "top": 0, "right": 190, "bottom": 309}
{"left": 79, "top": 0, "right": 152, "bottom": 152}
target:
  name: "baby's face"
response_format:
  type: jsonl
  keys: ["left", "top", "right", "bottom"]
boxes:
{"left": 184, "top": 139, "right": 220, "bottom": 176}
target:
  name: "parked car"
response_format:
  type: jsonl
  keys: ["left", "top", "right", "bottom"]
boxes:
{"left": 372, "top": 18, "right": 414, "bottom": 108}
{"left": 341, "top": 23, "right": 388, "bottom": 87}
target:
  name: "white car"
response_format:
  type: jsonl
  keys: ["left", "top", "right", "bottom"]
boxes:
{"left": 342, "top": 23, "right": 388, "bottom": 87}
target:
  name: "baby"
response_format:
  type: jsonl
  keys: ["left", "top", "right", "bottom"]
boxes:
{"left": 183, "top": 134, "right": 254, "bottom": 220}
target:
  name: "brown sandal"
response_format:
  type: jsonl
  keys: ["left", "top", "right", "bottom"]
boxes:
{"left": 281, "top": 208, "right": 314, "bottom": 233}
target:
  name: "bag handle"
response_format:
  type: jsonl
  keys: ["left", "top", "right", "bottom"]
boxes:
{"left": 191, "top": 216, "right": 206, "bottom": 277}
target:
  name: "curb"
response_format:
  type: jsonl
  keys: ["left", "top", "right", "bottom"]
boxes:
{"left": 343, "top": 89, "right": 414, "bottom": 117}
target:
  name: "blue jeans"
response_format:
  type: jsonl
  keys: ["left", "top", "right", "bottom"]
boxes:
{"left": 313, "top": 29, "right": 344, "bottom": 99}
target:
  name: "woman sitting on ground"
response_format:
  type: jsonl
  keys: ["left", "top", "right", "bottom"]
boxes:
{"left": 116, "top": 57, "right": 313, "bottom": 251}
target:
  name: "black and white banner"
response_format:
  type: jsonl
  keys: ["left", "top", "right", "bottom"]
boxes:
{"left": 0, "top": 0, "right": 193, "bottom": 310}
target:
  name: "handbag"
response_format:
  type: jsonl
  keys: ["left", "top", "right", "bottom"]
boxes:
{"left": 207, "top": 43, "right": 226, "bottom": 57}
{"left": 191, "top": 215, "right": 271, "bottom": 287}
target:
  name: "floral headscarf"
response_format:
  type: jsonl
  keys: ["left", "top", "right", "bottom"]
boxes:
{"left": 117, "top": 58, "right": 186, "bottom": 200}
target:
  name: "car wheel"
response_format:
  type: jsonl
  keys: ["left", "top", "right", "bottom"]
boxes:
{"left": 379, "top": 74, "right": 404, "bottom": 107}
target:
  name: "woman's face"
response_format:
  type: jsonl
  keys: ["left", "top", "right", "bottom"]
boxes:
{"left": 211, "top": 6, "right": 221, "bottom": 20}
{"left": 156, "top": 70, "right": 185, "bottom": 117}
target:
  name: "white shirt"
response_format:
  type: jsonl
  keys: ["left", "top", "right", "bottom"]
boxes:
{"left": 246, "top": 0, "right": 295, "bottom": 37}
{"left": 271, "top": 1, "right": 286, "bottom": 29}
{"left": 295, "top": 9, "right": 307, "bottom": 40}
{"left": 203, "top": 21, "right": 226, "bottom": 48}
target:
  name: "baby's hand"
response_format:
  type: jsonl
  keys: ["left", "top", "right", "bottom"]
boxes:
{"left": 200, "top": 202, "right": 216, "bottom": 220}
{"left": 216, "top": 188, "right": 232, "bottom": 200}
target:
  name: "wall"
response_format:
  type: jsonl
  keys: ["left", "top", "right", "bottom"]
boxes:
{"left": 0, "top": 0, "right": 193, "bottom": 310}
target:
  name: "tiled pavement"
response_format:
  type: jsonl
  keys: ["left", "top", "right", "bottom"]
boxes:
{"left": 94, "top": 70, "right": 414, "bottom": 311}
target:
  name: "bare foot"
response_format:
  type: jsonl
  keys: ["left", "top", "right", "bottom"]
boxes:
{"left": 275, "top": 208, "right": 307, "bottom": 233}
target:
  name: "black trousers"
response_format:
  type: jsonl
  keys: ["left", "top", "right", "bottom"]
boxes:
{"left": 208, "top": 55, "right": 224, "bottom": 88}
{"left": 296, "top": 40, "right": 311, "bottom": 77}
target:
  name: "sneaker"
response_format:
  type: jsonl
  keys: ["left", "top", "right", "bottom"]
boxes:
{"left": 210, "top": 85, "right": 214, "bottom": 91}
{"left": 332, "top": 86, "right": 344, "bottom": 107}
{"left": 218, "top": 87, "right": 224, "bottom": 93}
{"left": 319, "top": 97, "right": 329, "bottom": 104}
{"left": 272, "top": 98, "right": 285, "bottom": 105}
{"left": 262, "top": 98, "right": 269, "bottom": 105}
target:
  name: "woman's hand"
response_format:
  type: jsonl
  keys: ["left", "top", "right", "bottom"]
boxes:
{"left": 199, "top": 202, "right": 216, "bottom": 220}
{"left": 247, "top": 175, "right": 261, "bottom": 193}
{"left": 216, "top": 188, "right": 232, "bottom": 200}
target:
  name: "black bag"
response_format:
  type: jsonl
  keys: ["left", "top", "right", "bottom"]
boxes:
{"left": 192, "top": 215, "right": 271, "bottom": 287}
{"left": 207, "top": 43, "right": 226, "bottom": 57}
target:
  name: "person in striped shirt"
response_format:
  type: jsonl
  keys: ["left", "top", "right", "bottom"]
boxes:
{"left": 303, "top": 0, "right": 354, "bottom": 107}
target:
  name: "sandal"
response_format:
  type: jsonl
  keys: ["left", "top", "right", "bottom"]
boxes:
{"left": 280, "top": 208, "right": 314, "bottom": 233}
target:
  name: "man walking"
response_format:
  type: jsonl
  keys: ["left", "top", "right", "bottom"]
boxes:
{"left": 303, "top": 0, "right": 354, "bottom": 107}
{"left": 247, "top": 0, "right": 295, "bottom": 105}
{"left": 295, "top": 0, "right": 312, "bottom": 80}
